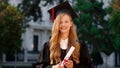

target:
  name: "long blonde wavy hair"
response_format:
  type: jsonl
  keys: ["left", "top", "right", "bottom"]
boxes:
{"left": 50, "top": 12, "right": 80, "bottom": 64}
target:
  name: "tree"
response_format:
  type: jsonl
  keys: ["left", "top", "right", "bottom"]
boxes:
{"left": 107, "top": 0, "right": 120, "bottom": 66}
{"left": 18, "top": 0, "right": 42, "bottom": 22}
{"left": 74, "top": 0, "right": 114, "bottom": 65}
{"left": 109, "top": 0, "right": 120, "bottom": 53}
{"left": 0, "top": 0, "right": 24, "bottom": 65}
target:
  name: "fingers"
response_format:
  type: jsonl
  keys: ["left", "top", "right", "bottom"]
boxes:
{"left": 59, "top": 63, "right": 64, "bottom": 68}
{"left": 65, "top": 60, "right": 73, "bottom": 65}
{"left": 64, "top": 60, "right": 73, "bottom": 68}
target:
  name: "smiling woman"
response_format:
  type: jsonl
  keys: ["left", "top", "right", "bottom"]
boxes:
{"left": 36, "top": 1, "right": 93, "bottom": 68}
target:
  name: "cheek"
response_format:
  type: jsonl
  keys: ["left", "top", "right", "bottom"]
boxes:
{"left": 64, "top": 25, "right": 71, "bottom": 31}
{"left": 68, "top": 25, "right": 71, "bottom": 30}
{"left": 59, "top": 24, "right": 63, "bottom": 29}
{"left": 68, "top": 22, "right": 72, "bottom": 28}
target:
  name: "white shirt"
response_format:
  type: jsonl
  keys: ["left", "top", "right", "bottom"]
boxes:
{"left": 60, "top": 38, "right": 68, "bottom": 49}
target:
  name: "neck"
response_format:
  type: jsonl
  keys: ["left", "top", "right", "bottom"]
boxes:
{"left": 60, "top": 32, "right": 69, "bottom": 40}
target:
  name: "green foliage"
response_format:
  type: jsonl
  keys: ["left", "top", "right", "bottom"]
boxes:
{"left": 75, "top": 0, "right": 113, "bottom": 53}
{"left": 18, "top": 0, "right": 42, "bottom": 21}
{"left": 0, "top": 2, "right": 24, "bottom": 56}
{"left": 114, "top": 35, "right": 120, "bottom": 52}
{"left": 74, "top": 0, "right": 116, "bottom": 64}
{"left": 74, "top": 0, "right": 120, "bottom": 65}
{"left": 109, "top": 9, "right": 120, "bottom": 52}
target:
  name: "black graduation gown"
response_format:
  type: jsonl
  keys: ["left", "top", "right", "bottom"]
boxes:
{"left": 36, "top": 41, "right": 93, "bottom": 68}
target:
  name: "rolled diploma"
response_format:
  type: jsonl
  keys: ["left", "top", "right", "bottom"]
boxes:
{"left": 61, "top": 46, "right": 75, "bottom": 66}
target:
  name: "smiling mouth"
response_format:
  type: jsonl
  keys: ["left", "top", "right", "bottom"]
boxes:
{"left": 61, "top": 28, "right": 67, "bottom": 30}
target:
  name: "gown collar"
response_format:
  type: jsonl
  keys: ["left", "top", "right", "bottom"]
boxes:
{"left": 60, "top": 38, "right": 68, "bottom": 50}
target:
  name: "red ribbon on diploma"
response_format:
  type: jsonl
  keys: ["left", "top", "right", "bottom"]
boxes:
{"left": 63, "top": 58, "right": 68, "bottom": 65}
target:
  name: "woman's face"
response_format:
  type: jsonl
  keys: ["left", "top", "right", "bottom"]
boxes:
{"left": 59, "top": 14, "right": 72, "bottom": 34}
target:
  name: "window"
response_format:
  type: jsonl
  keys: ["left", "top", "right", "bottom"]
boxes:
{"left": 115, "top": 52, "right": 120, "bottom": 67}
{"left": 33, "top": 35, "right": 38, "bottom": 52}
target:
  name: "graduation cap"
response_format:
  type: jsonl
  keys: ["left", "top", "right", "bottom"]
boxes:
{"left": 48, "top": 1, "right": 78, "bottom": 22}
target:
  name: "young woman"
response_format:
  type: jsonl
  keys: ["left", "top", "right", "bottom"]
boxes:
{"left": 37, "top": 1, "right": 93, "bottom": 68}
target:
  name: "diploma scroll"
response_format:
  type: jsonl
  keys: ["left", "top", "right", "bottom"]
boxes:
{"left": 61, "top": 46, "right": 75, "bottom": 66}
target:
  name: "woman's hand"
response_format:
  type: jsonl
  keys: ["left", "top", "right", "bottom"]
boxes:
{"left": 64, "top": 60, "right": 73, "bottom": 68}
{"left": 52, "top": 63, "right": 64, "bottom": 68}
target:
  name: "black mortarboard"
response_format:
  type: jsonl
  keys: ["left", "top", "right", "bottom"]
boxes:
{"left": 48, "top": 1, "right": 78, "bottom": 22}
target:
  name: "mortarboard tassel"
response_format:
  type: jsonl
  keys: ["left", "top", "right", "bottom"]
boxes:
{"left": 52, "top": 8, "right": 54, "bottom": 22}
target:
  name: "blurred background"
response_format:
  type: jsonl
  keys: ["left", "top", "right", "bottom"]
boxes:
{"left": 0, "top": 0, "right": 120, "bottom": 68}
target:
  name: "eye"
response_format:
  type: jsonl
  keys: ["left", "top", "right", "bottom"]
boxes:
{"left": 65, "top": 20, "right": 68, "bottom": 23}
{"left": 60, "top": 21, "right": 63, "bottom": 24}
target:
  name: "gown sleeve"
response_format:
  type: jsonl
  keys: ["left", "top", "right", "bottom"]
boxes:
{"left": 74, "top": 42, "right": 93, "bottom": 68}
{"left": 36, "top": 41, "right": 52, "bottom": 68}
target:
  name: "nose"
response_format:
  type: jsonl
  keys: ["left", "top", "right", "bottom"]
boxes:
{"left": 61, "top": 22, "right": 65, "bottom": 26}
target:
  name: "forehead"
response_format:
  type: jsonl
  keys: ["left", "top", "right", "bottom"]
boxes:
{"left": 60, "top": 14, "right": 72, "bottom": 21}
{"left": 62, "top": 14, "right": 71, "bottom": 18}
{"left": 60, "top": 13, "right": 72, "bottom": 19}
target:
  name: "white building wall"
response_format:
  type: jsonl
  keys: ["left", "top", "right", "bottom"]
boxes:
{"left": 24, "top": 28, "right": 34, "bottom": 51}
{"left": 9, "top": 0, "right": 22, "bottom": 6}
{"left": 27, "top": 19, "right": 52, "bottom": 51}
{"left": 97, "top": 52, "right": 115, "bottom": 67}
